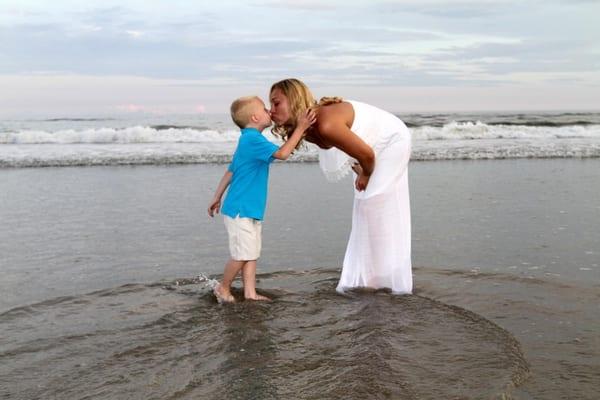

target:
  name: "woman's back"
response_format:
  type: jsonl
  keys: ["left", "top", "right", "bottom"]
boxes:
{"left": 346, "top": 100, "right": 409, "bottom": 152}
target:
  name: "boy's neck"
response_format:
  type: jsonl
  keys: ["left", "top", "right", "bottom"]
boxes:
{"left": 244, "top": 124, "right": 266, "bottom": 131}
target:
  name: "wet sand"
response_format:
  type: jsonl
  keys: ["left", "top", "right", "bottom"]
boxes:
{"left": 1, "top": 159, "right": 599, "bottom": 399}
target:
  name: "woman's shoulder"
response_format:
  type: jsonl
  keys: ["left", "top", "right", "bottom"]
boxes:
{"left": 317, "top": 101, "right": 354, "bottom": 129}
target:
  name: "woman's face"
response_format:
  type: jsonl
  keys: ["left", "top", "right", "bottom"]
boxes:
{"left": 269, "top": 88, "right": 291, "bottom": 125}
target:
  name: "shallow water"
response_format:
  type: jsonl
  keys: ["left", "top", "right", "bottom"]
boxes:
{"left": 1, "top": 160, "right": 599, "bottom": 399}
{"left": 416, "top": 267, "right": 600, "bottom": 400}
{"left": 1, "top": 269, "right": 531, "bottom": 400}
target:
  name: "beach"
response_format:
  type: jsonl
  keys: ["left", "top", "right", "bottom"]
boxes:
{"left": 1, "top": 159, "right": 598, "bottom": 399}
{"left": 4, "top": 0, "right": 599, "bottom": 396}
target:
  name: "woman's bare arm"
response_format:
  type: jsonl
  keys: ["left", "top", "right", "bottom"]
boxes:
{"left": 316, "top": 105, "right": 375, "bottom": 177}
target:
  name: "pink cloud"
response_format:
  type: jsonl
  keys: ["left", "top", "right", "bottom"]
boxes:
{"left": 118, "top": 104, "right": 145, "bottom": 112}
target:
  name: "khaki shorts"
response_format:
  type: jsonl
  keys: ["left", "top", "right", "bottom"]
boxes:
{"left": 224, "top": 215, "right": 262, "bottom": 261}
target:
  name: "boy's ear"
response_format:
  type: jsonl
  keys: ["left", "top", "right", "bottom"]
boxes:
{"left": 250, "top": 114, "right": 259, "bottom": 123}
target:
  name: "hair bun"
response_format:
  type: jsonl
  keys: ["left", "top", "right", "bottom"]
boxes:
{"left": 318, "top": 96, "right": 343, "bottom": 106}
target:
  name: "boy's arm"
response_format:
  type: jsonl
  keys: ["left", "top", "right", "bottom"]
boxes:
{"left": 207, "top": 170, "right": 233, "bottom": 217}
{"left": 272, "top": 109, "right": 316, "bottom": 160}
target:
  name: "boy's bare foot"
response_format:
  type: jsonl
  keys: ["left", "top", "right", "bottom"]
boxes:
{"left": 214, "top": 283, "right": 235, "bottom": 304}
{"left": 245, "top": 293, "right": 271, "bottom": 301}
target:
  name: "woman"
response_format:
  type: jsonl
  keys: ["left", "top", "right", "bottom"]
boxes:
{"left": 269, "top": 78, "right": 412, "bottom": 294}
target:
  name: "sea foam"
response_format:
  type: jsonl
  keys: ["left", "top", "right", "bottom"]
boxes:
{"left": 2, "top": 116, "right": 600, "bottom": 167}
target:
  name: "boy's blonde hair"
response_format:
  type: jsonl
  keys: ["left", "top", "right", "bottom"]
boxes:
{"left": 230, "top": 96, "right": 261, "bottom": 129}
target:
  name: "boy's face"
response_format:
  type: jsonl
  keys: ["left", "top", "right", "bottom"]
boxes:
{"left": 253, "top": 100, "right": 272, "bottom": 129}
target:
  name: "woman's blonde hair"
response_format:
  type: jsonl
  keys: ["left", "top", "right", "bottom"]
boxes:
{"left": 270, "top": 78, "right": 342, "bottom": 145}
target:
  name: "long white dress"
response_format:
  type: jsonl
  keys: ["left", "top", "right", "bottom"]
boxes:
{"left": 318, "top": 101, "right": 412, "bottom": 294}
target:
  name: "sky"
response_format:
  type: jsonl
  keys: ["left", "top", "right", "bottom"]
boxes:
{"left": 0, "top": 0, "right": 599, "bottom": 116}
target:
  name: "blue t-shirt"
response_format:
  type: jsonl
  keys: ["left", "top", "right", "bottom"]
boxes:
{"left": 221, "top": 128, "right": 279, "bottom": 221}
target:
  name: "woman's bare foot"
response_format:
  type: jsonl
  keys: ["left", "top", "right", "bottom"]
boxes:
{"left": 245, "top": 293, "right": 271, "bottom": 301}
{"left": 213, "top": 283, "right": 235, "bottom": 304}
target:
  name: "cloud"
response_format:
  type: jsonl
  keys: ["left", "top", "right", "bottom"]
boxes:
{"left": 374, "top": 0, "right": 518, "bottom": 18}
{"left": 438, "top": 37, "right": 600, "bottom": 79}
{"left": 75, "top": 6, "right": 130, "bottom": 25}
{"left": 118, "top": 103, "right": 145, "bottom": 112}
{"left": 254, "top": 0, "right": 340, "bottom": 10}
{"left": 125, "top": 30, "right": 143, "bottom": 38}
{"left": 0, "top": 0, "right": 598, "bottom": 113}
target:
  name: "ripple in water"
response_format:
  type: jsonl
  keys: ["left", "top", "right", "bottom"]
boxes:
{"left": 0, "top": 269, "right": 528, "bottom": 399}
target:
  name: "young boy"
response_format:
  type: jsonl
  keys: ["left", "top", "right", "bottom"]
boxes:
{"left": 207, "top": 96, "right": 315, "bottom": 303}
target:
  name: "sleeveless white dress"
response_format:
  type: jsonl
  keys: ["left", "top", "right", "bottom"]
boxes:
{"left": 318, "top": 101, "right": 412, "bottom": 294}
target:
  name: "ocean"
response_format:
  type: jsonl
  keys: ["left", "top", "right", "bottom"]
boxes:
{"left": 1, "top": 111, "right": 600, "bottom": 167}
{"left": 1, "top": 111, "right": 599, "bottom": 399}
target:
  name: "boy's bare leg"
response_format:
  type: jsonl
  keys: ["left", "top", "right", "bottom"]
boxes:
{"left": 214, "top": 258, "right": 246, "bottom": 303}
{"left": 242, "top": 260, "right": 270, "bottom": 301}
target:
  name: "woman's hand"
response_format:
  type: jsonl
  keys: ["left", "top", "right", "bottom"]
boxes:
{"left": 296, "top": 109, "right": 317, "bottom": 133}
{"left": 352, "top": 162, "right": 370, "bottom": 191}
{"left": 355, "top": 172, "right": 370, "bottom": 191}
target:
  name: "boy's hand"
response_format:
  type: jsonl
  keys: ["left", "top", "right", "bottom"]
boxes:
{"left": 296, "top": 109, "right": 317, "bottom": 132}
{"left": 207, "top": 199, "right": 221, "bottom": 217}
